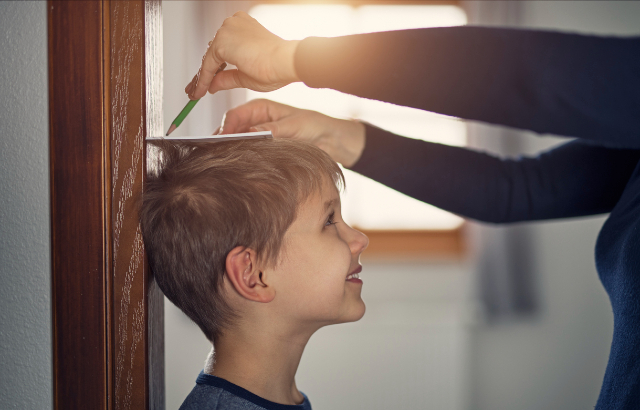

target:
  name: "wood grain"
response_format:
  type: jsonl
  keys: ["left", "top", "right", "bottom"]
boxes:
{"left": 50, "top": 1, "right": 164, "bottom": 409}
{"left": 49, "top": 2, "right": 108, "bottom": 409}
{"left": 107, "top": 3, "right": 147, "bottom": 409}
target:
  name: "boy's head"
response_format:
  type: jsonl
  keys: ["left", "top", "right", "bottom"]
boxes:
{"left": 140, "top": 138, "right": 368, "bottom": 342}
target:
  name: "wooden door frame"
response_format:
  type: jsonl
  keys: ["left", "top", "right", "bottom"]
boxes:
{"left": 48, "top": 1, "right": 164, "bottom": 409}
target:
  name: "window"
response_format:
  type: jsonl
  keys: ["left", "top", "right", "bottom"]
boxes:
{"left": 248, "top": 3, "right": 468, "bottom": 255}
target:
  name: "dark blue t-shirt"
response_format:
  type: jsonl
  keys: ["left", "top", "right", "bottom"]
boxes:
{"left": 295, "top": 27, "right": 640, "bottom": 408}
{"left": 179, "top": 372, "right": 312, "bottom": 410}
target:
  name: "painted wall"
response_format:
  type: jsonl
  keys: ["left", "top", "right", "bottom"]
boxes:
{"left": 468, "top": 2, "right": 640, "bottom": 409}
{"left": 0, "top": 1, "right": 52, "bottom": 409}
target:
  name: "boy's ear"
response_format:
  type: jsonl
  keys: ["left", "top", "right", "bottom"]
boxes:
{"left": 225, "top": 246, "right": 275, "bottom": 303}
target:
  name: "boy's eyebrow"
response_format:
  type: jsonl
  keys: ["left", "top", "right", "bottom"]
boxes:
{"left": 320, "top": 198, "right": 338, "bottom": 219}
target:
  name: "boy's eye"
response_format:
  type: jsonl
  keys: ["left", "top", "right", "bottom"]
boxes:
{"left": 325, "top": 211, "right": 337, "bottom": 227}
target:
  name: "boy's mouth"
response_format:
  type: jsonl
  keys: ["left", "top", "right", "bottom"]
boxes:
{"left": 346, "top": 265, "right": 362, "bottom": 282}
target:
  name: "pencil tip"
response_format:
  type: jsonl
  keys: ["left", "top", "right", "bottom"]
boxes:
{"left": 166, "top": 124, "right": 177, "bottom": 136}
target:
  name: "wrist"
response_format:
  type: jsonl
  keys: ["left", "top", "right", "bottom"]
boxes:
{"left": 278, "top": 40, "right": 301, "bottom": 83}
{"left": 338, "top": 120, "right": 366, "bottom": 168}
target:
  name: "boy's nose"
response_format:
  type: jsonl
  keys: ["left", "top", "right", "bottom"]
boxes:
{"left": 347, "top": 226, "right": 369, "bottom": 256}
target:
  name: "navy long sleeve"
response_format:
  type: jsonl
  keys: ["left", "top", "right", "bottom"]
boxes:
{"left": 354, "top": 125, "right": 640, "bottom": 223}
{"left": 294, "top": 27, "right": 640, "bottom": 409}
{"left": 296, "top": 27, "right": 640, "bottom": 148}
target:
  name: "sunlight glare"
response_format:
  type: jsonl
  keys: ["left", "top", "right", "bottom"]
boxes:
{"left": 248, "top": 4, "right": 467, "bottom": 230}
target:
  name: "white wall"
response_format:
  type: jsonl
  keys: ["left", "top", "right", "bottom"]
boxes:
{"left": 0, "top": 2, "right": 51, "bottom": 409}
{"left": 162, "top": 1, "right": 250, "bottom": 140}
{"left": 468, "top": 2, "right": 640, "bottom": 409}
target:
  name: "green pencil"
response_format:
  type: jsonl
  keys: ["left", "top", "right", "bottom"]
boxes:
{"left": 166, "top": 62, "right": 227, "bottom": 136}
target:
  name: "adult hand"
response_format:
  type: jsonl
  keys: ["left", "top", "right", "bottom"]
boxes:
{"left": 185, "top": 11, "right": 301, "bottom": 100}
{"left": 218, "top": 99, "right": 366, "bottom": 168}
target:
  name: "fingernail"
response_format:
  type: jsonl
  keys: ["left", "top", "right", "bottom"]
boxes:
{"left": 250, "top": 126, "right": 266, "bottom": 132}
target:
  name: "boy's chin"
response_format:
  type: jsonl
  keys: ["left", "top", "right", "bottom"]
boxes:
{"left": 352, "top": 301, "right": 366, "bottom": 322}
{"left": 333, "top": 300, "right": 366, "bottom": 325}
{"left": 308, "top": 301, "right": 366, "bottom": 329}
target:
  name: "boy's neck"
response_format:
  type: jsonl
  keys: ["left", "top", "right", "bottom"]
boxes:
{"left": 206, "top": 325, "right": 314, "bottom": 406}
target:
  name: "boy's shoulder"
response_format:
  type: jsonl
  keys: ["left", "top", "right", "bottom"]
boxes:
{"left": 179, "top": 372, "right": 312, "bottom": 410}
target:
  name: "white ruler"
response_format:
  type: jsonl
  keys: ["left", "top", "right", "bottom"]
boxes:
{"left": 146, "top": 130, "right": 273, "bottom": 143}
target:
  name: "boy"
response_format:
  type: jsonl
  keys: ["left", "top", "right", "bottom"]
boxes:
{"left": 140, "top": 138, "right": 368, "bottom": 409}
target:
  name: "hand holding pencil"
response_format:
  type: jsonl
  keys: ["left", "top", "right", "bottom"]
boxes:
{"left": 167, "top": 63, "right": 227, "bottom": 136}
{"left": 184, "top": 11, "right": 300, "bottom": 100}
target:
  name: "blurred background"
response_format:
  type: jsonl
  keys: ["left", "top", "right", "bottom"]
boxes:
{"left": 162, "top": 2, "right": 640, "bottom": 410}
{"left": 2, "top": 1, "right": 638, "bottom": 410}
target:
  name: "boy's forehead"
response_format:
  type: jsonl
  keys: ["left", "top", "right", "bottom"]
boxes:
{"left": 295, "top": 185, "right": 340, "bottom": 224}
{"left": 311, "top": 185, "right": 340, "bottom": 212}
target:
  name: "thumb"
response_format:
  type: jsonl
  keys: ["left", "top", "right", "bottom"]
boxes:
{"left": 249, "top": 115, "right": 302, "bottom": 139}
{"left": 207, "top": 69, "right": 244, "bottom": 95}
{"left": 249, "top": 123, "right": 279, "bottom": 136}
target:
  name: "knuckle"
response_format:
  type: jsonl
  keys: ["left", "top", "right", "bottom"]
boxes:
{"left": 214, "top": 27, "right": 226, "bottom": 42}
{"left": 214, "top": 47, "right": 225, "bottom": 60}
{"left": 231, "top": 70, "right": 242, "bottom": 86}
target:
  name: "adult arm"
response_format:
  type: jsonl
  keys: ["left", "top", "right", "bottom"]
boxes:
{"left": 216, "top": 100, "right": 640, "bottom": 223}
{"left": 295, "top": 27, "right": 640, "bottom": 148}
{"left": 352, "top": 124, "right": 640, "bottom": 223}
